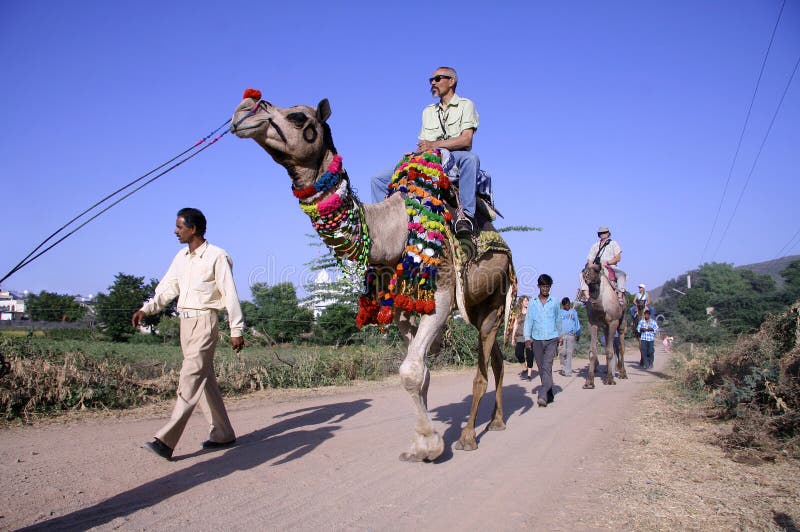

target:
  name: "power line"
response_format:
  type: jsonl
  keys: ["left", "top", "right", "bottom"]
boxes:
{"left": 773, "top": 226, "right": 800, "bottom": 260}
{"left": 711, "top": 51, "right": 800, "bottom": 260}
{"left": 699, "top": 0, "right": 787, "bottom": 264}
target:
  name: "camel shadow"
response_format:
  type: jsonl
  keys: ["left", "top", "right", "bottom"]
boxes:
{"left": 19, "top": 399, "right": 371, "bottom": 531}
{"left": 429, "top": 383, "right": 535, "bottom": 463}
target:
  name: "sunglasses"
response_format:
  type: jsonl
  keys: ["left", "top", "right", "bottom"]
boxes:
{"left": 429, "top": 75, "right": 453, "bottom": 83}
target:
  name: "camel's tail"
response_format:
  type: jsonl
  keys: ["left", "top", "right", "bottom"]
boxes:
{"left": 502, "top": 261, "right": 518, "bottom": 348}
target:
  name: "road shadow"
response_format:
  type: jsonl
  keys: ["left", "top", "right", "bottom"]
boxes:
{"left": 429, "top": 381, "right": 535, "bottom": 463}
{"left": 19, "top": 399, "right": 371, "bottom": 531}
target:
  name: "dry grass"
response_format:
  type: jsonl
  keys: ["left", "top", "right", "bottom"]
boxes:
{"left": 579, "top": 367, "right": 800, "bottom": 530}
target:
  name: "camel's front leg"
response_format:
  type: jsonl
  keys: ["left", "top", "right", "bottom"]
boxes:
{"left": 398, "top": 290, "right": 452, "bottom": 462}
{"left": 603, "top": 321, "right": 618, "bottom": 385}
{"left": 583, "top": 324, "right": 599, "bottom": 389}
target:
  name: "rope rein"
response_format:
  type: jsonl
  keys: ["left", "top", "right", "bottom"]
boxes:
{"left": 0, "top": 119, "right": 231, "bottom": 285}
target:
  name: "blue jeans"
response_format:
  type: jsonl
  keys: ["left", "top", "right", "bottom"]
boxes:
{"left": 640, "top": 340, "right": 655, "bottom": 368}
{"left": 369, "top": 150, "right": 480, "bottom": 218}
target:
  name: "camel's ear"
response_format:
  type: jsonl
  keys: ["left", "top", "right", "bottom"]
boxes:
{"left": 316, "top": 99, "right": 331, "bottom": 123}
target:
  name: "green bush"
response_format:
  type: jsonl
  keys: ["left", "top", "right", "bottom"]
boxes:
{"left": 43, "top": 328, "right": 102, "bottom": 341}
{"left": 430, "top": 318, "right": 479, "bottom": 367}
{"left": 128, "top": 333, "right": 164, "bottom": 345}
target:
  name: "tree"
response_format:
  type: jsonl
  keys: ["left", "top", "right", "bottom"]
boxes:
{"left": 313, "top": 303, "right": 359, "bottom": 345}
{"left": 25, "top": 291, "right": 85, "bottom": 322}
{"left": 662, "top": 262, "right": 782, "bottom": 337}
{"left": 95, "top": 273, "right": 155, "bottom": 341}
{"left": 247, "top": 282, "right": 313, "bottom": 343}
{"left": 781, "top": 260, "right": 800, "bottom": 303}
{"left": 302, "top": 236, "right": 363, "bottom": 312}
{"left": 677, "top": 288, "right": 709, "bottom": 322}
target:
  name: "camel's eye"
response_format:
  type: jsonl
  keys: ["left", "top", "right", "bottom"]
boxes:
{"left": 286, "top": 112, "right": 308, "bottom": 127}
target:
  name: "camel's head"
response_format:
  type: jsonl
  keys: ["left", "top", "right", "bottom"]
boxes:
{"left": 582, "top": 263, "right": 601, "bottom": 299}
{"left": 582, "top": 263, "right": 601, "bottom": 284}
{"left": 231, "top": 88, "right": 334, "bottom": 175}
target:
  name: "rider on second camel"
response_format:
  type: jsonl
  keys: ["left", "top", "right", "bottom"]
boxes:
{"left": 579, "top": 225, "right": 627, "bottom": 305}
{"left": 370, "top": 66, "right": 480, "bottom": 237}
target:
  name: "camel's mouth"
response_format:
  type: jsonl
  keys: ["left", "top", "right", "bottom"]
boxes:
{"left": 231, "top": 99, "right": 271, "bottom": 137}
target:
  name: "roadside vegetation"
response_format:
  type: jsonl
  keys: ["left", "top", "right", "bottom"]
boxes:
{"left": 659, "top": 259, "right": 800, "bottom": 461}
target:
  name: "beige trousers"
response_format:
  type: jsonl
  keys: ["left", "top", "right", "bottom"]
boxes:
{"left": 155, "top": 313, "right": 235, "bottom": 449}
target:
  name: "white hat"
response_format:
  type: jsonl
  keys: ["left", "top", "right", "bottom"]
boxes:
{"left": 638, "top": 283, "right": 646, "bottom": 288}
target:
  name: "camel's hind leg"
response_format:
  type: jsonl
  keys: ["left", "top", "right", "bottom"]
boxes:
{"left": 583, "top": 324, "right": 599, "bottom": 389}
{"left": 398, "top": 288, "right": 452, "bottom": 462}
{"left": 455, "top": 304, "right": 506, "bottom": 451}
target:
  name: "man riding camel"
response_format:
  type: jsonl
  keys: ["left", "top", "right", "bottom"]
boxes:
{"left": 579, "top": 225, "right": 626, "bottom": 305}
{"left": 371, "top": 66, "right": 480, "bottom": 237}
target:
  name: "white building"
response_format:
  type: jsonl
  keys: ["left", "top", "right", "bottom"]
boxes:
{"left": 0, "top": 290, "right": 26, "bottom": 320}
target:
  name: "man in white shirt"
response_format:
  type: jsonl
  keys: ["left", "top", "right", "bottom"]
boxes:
{"left": 579, "top": 225, "right": 626, "bottom": 304}
{"left": 132, "top": 207, "right": 244, "bottom": 460}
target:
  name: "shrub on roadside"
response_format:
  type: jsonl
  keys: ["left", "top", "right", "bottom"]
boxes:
{"left": 675, "top": 303, "right": 800, "bottom": 458}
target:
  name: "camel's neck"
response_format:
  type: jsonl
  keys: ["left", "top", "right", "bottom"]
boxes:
{"left": 294, "top": 153, "right": 371, "bottom": 265}
{"left": 291, "top": 152, "right": 415, "bottom": 268}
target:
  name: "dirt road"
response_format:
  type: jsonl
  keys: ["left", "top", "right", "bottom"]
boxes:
{"left": 1, "top": 344, "right": 668, "bottom": 531}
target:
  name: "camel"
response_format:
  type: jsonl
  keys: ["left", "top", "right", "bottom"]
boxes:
{"left": 230, "top": 92, "right": 515, "bottom": 461}
{"left": 580, "top": 263, "right": 628, "bottom": 388}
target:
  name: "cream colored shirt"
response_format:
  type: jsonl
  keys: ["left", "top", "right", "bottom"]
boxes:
{"left": 140, "top": 241, "right": 245, "bottom": 337}
{"left": 587, "top": 239, "right": 622, "bottom": 264}
{"left": 418, "top": 94, "right": 479, "bottom": 142}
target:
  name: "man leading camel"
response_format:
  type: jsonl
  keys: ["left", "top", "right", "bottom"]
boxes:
{"left": 132, "top": 207, "right": 244, "bottom": 460}
{"left": 370, "top": 66, "right": 480, "bottom": 236}
{"left": 579, "top": 226, "right": 626, "bottom": 305}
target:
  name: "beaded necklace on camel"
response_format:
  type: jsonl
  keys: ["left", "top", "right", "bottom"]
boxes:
{"left": 356, "top": 150, "right": 451, "bottom": 329}
{"left": 294, "top": 154, "right": 371, "bottom": 267}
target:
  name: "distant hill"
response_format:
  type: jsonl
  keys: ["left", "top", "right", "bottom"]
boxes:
{"left": 650, "top": 255, "right": 800, "bottom": 300}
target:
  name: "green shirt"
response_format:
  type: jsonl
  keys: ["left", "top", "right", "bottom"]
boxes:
{"left": 418, "top": 94, "right": 479, "bottom": 142}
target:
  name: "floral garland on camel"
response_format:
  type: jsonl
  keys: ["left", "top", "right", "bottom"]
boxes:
{"left": 356, "top": 150, "right": 451, "bottom": 328}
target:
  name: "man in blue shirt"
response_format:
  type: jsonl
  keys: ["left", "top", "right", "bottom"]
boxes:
{"left": 637, "top": 309, "right": 659, "bottom": 369}
{"left": 524, "top": 274, "right": 561, "bottom": 407}
{"left": 559, "top": 297, "right": 581, "bottom": 376}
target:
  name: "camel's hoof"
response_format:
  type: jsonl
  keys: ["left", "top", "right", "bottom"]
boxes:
{"left": 453, "top": 433, "right": 478, "bottom": 451}
{"left": 400, "top": 431, "right": 444, "bottom": 462}
{"left": 487, "top": 420, "right": 506, "bottom": 431}
{"left": 619, "top": 373, "right": 629, "bottom": 379}
{"left": 603, "top": 378, "right": 616, "bottom": 386}
{"left": 455, "top": 438, "right": 478, "bottom": 451}
{"left": 583, "top": 383, "right": 595, "bottom": 389}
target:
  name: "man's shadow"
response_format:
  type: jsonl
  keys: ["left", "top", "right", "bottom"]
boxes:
{"left": 430, "top": 383, "right": 535, "bottom": 463}
{"left": 20, "top": 399, "right": 371, "bottom": 531}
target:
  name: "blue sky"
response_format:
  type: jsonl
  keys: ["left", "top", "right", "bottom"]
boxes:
{"left": 1, "top": 0, "right": 798, "bottom": 304}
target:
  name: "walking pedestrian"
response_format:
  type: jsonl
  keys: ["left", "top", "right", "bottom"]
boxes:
{"left": 510, "top": 295, "right": 534, "bottom": 380}
{"left": 132, "top": 208, "right": 244, "bottom": 460}
{"left": 524, "top": 274, "right": 561, "bottom": 407}
{"left": 637, "top": 309, "right": 659, "bottom": 369}
{"left": 559, "top": 297, "right": 580, "bottom": 376}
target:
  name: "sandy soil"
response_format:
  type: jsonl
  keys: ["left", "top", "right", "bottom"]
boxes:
{"left": 1, "top": 342, "right": 795, "bottom": 531}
